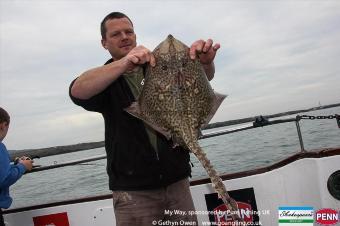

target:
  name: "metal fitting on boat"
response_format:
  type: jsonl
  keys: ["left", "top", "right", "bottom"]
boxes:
{"left": 327, "top": 170, "right": 340, "bottom": 201}
{"left": 335, "top": 114, "right": 340, "bottom": 128}
{"left": 253, "top": 115, "right": 269, "bottom": 127}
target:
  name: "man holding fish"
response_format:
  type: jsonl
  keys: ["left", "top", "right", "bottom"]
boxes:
{"left": 70, "top": 12, "right": 220, "bottom": 226}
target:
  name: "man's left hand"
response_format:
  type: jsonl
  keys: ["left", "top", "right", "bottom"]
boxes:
{"left": 189, "top": 39, "right": 220, "bottom": 65}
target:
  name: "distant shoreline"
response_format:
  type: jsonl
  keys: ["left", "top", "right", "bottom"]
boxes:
{"left": 9, "top": 103, "right": 340, "bottom": 159}
{"left": 202, "top": 102, "right": 340, "bottom": 130}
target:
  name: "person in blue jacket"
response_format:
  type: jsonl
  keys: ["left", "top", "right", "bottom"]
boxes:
{"left": 0, "top": 107, "right": 33, "bottom": 226}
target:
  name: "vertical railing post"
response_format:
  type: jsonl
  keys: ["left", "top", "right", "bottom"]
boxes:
{"left": 295, "top": 116, "right": 306, "bottom": 152}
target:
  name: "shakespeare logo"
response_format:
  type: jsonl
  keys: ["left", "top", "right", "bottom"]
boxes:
{"left": 278, "top": 206, "right": 313, "bottom": 225}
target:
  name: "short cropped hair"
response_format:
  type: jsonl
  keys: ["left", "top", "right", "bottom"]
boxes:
{"left": 0, "top": 107, "right": 10, "bottom": 124}
{"left": 100, "top": 12, "right": 133, "bottom": 39}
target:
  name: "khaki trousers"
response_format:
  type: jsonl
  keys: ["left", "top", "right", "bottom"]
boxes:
{"left": 113, "top": 178, "right": 198, "bottom": 226}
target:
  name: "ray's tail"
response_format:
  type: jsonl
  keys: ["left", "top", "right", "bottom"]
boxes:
{"left": 187, "top": 141, "right": 244, "bottom": 223}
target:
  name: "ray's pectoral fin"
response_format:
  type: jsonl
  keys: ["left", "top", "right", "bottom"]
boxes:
{"left": 124, "top": 102, "right": 172, "bottom": 140}
{"left": 202, "top": 91, "right": 228, "bottom": 127}
{"left": 124, "top": 102, "right": 142, "bottom": 118}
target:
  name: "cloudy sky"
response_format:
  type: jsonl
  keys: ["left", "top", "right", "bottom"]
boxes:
{"left": 1, "top": 0, "right": 339, "bottom": 150}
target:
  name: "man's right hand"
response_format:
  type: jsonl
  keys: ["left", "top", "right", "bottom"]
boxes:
{"left": 121, "top": 45, "right": 156, "bottom": 72}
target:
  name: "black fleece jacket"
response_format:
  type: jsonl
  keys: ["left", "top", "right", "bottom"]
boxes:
{"left": 69, "top": 59, "right": 191, "bottom": 191}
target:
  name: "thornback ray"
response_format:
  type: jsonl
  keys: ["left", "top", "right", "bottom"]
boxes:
{"left": 125, "top": 34, "right": 243, "bottom": 222}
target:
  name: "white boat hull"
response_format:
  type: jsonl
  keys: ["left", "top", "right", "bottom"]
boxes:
{"left": 4, "top": 149, "right": 340, "bottom": 226}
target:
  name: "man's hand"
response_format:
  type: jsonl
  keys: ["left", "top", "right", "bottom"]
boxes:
{"left": 19, "top": 156, "right": 34, "bottom": 171}
{"left": 189, "top": 39, "right": 220, "bottom": 80}
{"left": 121, "top": 45, "right": 156, "bottom": 72}
{"left": 189, "top": 39, "right": 220, "bottom": 65}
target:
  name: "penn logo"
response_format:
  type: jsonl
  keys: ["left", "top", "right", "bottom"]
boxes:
{"left": 315, "top": 208, "right": 339, "bottom": 225}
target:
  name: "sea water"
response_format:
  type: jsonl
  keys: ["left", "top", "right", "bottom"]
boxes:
{"left": 9, "top": 107, "right": 340, "bottom": 208}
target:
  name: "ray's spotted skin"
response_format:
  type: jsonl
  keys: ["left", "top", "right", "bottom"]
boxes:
{"left": 125, "top": 35, "right": 243, "bottom": 222}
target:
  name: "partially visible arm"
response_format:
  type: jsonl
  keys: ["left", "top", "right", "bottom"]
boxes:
{"left": 202, "top": 62, "right": 215, "bottom": 81}
{"left": 71, "top": 45, "right": 155, "bottom": 100}
{"left": 0, "top": 145, "right": 26, "bottom": 189}
{"left": 0, "top": 164, "right": 26, "bottom": 189}
{"left": 189, "top": 39, "right": 220, "bottom": 81}
{"left": 70, "top": 60, "right": 127, "bottom": 100}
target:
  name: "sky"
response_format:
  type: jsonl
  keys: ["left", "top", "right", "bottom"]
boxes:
{"left": 1, "top": 0, "right": 340, "bottom": 150}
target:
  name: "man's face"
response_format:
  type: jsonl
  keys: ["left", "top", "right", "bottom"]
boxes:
{"left": 101, "top": 18, "right": 137, "bottom": 60}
